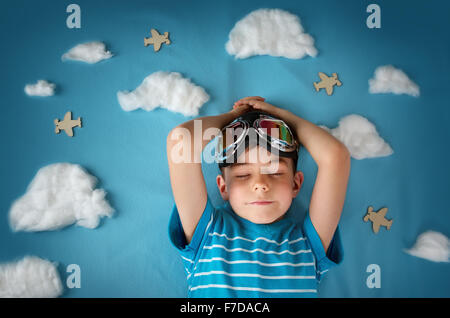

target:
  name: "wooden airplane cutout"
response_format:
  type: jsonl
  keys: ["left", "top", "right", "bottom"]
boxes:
{"left": 363, "top": 206, "right": 393, "bottom": 234}
{"left": 314, "top": 72, "right": 342, "bottom": 95}
{"left": 144, "top": 28, "right": 171, "bottom": 52}
{"left": 54, "top": 111, "right": 82, "bottom": 137}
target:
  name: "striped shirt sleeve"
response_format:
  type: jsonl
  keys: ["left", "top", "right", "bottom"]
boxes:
{"left": 168, "top": 196, "right": 216, "bottom": 271}
{"left": 302, "top": 212, "right": 343, "bottom": 282}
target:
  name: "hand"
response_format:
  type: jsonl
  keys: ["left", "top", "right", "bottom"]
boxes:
{"left": 227, "top": 96, "right": 262, "bottom": 118}
{"left": 233, "top": 97, "right": 294, "bottom": 127}
{"left": 227, "top": 103, "right": 252, "bottom": 119}
{"left": 233, "top": 96, "right": 284, "bottom": 117}
{"left": 233, "top": 96, "right": 265, "bottom": 107}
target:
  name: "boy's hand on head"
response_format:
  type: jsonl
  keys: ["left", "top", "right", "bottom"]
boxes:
{"left": 233, "top": 97, "right": 298, "bottom": 131}
{"left": 233, "top": 97, "right": 285, "bottom": 118}
{"left": 228, "top": 101, "right": 253, "bottom": 117}
{"left": 233, "top": 96, "right": 265, "bottom": 105}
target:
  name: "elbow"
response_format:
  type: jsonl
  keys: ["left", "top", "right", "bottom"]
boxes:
{"left": 166, "top": 129, "right": 175, "bottom": 150}
{"left": 167, "top": 124, "right": 188, "bottom": 147}
{"left": 322, "top": 141, "right": 351, "bottom": 169}
{"left": 167, "top": 124, "right": 198, "bottom": 164}
{"left": 167, "top": 128, "right": 176, "bottom": 147}
{"left": 337, "top": 142, "right": 351, "bottom": 164}
{"left": 336, "top": 143, "right": 351, "bottom": 172}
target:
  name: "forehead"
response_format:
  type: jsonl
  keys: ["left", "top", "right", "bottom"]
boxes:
{"left": 233, "top": 145, "right": 286, "bottom": 164}
{"left": 230, "top": 156, "right": 290, "bottom": 169}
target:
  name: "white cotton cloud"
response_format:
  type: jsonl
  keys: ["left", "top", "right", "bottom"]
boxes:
{"left": 226, "top": 8, "right": 318, "bottom": 59}
{"left": 24, "top": 80, "right": 56, "bottom": 97}
{"left": 369, "top": 65, "right": 420, "bottom": 97}
{"left": 320, "top": 114, "right": 393, "bottom": 160}
{"left": 62, "top": 41, "right": 113, "bottom": 64}
{"left": 9, "top": 163, "right": 114, "bottom": 232}
{"left": 0, "top": 256, "right": 63, "bottom": 298}
{"left": 404, "top": 231, "right": 449, "bottom": 263}
{"left": 117, "top": 71, "right": 210, "bottom": 117}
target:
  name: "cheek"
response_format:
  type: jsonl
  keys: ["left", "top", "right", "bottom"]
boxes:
{"left": 274, "top": 178, "right": 295, "bottom": 194}
{"left": 229, "top": 180, "right": 243, "bottom": 192}
{"left": 228, "top": 181, "right": 248, "bottom": 201}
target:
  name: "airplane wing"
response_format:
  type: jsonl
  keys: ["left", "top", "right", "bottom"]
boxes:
{"left": 64, "top": 112, "right": 72, "bottom": 121}
{"left": 151, "top": 29, "right": 159, "bottom": 38}
{"left": 65, "top": 127, "right": 74, "bottom": 137}
{"left": 326, "top": 86, "right": 333, "bottom": 95}
{"left": 378, "top": 208, "right": 388, "bottom": 217}
{"left": 153, "top": 42, "right": 161, "bottom": 52}
{"left": 372, "top": 223, "right": 380, "bottom": 233}
{"left": 318, "top": 72, "right": 328, "bottom": 80}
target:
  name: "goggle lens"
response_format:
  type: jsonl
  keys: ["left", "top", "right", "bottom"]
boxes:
{"left": 258, "top": 119, "right": 294, "bottom": 145}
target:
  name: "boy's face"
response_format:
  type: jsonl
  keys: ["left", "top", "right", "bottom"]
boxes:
{"left": 216, "top": 146, "right": 304, "bottom": 224}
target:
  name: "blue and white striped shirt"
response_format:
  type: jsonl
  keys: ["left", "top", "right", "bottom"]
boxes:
{"left": 168, "top": 196, "right": 343, "bottom": 298}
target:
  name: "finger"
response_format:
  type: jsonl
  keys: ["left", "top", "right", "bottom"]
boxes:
{"left": 237, "top": 99, "right": 264, "bottom": 108}
{"left": 232, "top": 103, "right": 248, "bottom": 109}
{"left": 234, "top": 96, "right": 265, "bottom": 104}
{"left": 237, "top": 96, "right": 264, "bottom": 102}
{"left": 234, "top": 99, "right": 262, "bottom": 107}
{"left": 236, "top": 96, "right": 265, "bottom": 103}
{"left": 232, "top": 102, "right": 250, "bottom": 109}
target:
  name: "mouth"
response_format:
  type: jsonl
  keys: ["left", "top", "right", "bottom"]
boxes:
{"left": 248, "top": 200, "right": 274, "bottom": 205}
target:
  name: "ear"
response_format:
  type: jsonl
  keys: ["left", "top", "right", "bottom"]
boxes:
{"left": 216, "top": 174, "right": 229, "bottom": 201}
{"left": 292, "top": 170, "right": 304, "bottom": 198}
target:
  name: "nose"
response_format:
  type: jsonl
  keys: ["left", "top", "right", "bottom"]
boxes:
{"left": 252, "top": 176, "right": 269, "bottom": 192}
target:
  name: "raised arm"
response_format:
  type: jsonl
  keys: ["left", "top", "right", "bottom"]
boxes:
{"left": 288, "top": 115, "right": 350, "bottom": 252}
{"left": 166, "top": 103, "right": 253, "bottom": 244}
{"left": 233, "top": 98, "right": 350, "bottom": 252}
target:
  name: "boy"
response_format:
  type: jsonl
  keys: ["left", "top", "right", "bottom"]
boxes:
{"left": 166, "top": 96, "right": 350, "bottom": 297}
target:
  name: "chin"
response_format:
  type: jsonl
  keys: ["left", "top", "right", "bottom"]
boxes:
{"left": 245, "top": 211, "right": 286, "bottom": 224}
{"left": 231, "top": 201, "right": 288, "bottom": 224}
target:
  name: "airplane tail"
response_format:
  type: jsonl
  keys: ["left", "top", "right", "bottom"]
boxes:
{"left": 144, "top": 38, "right": 151, "bottom": 46}
{"left": 313, "top": 82, "right": 319, "bottom": 92}
{"left": 386, "top": 220, "right": 393, "bottom": 230}
{"left": 76, "top": 118, "right": 82, "bottom": 128}
{"left": 54, "top": 119, "right": 60, "bottom": 134}
{"left": 164, "top": 32, "right": 171, "bottom": 44}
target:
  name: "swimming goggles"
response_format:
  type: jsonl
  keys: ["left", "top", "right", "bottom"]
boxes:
{"left": 215, "top": 111, "right": 299, "bottom": 167}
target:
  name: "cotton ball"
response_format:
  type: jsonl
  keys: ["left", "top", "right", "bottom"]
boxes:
{"left": 404, "top": 231, "right": 449, "bottom": 263}
{"left": 226, "top": 8, "right": 317, "bottom": 59}
{"left": 9, "top": 163, "right": 114, "bottom": 232}
{"left": 369, "top": 65, "right": 420, "bottom": 97}
{"left": 320, "top": 114, "right": 393, "bottom": 160}
{"left": 0, "top": 256, "right": 63, "bottom": 298}
{"left": 24, "top": 80, "right": 56, "bottom": 97}
{"left": 62, "top": 41, "right": 113, "bottom": 64}
{"left": 117, "top": 71, "right": 210, "bottom": 117}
